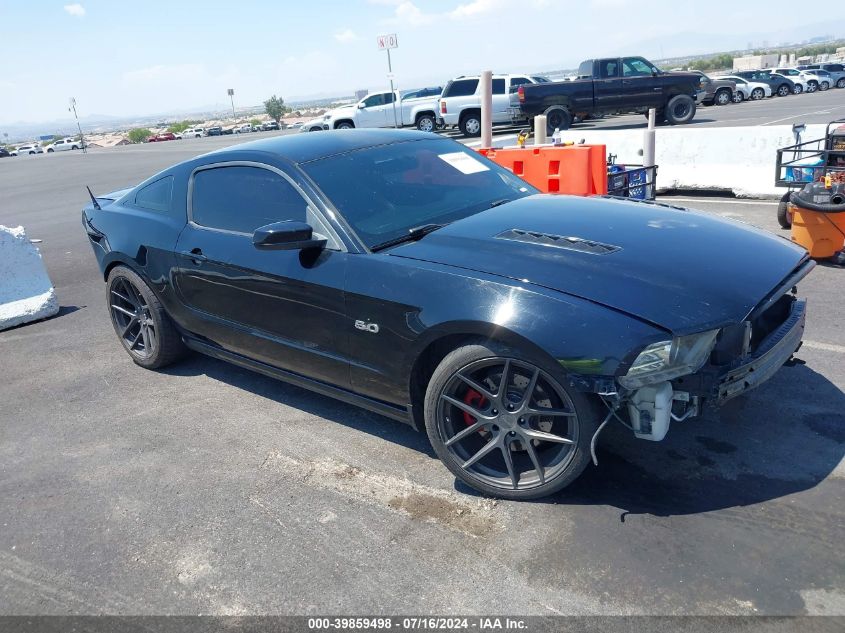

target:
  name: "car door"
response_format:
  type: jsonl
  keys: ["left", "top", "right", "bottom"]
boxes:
{"left": 594, "top": 58, "right": 623, "bottom": 109}
{"left": 621, "top": 56, "right": 661, "bottom": 109}
{"left": 356, "top": 93, "right": 390, "bottom": 127}
{"left": 491, "top": 77, "right": 508, "bottom": 121}
{"left": 172, "top": 162, "right": 350, "bottom": 387}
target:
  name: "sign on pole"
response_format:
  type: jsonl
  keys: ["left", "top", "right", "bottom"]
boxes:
{"left": 376, "top": 33, "right": 398, "bottom": 50}
{"left": 227, "top": 88, "right": 234, "bottom": 96}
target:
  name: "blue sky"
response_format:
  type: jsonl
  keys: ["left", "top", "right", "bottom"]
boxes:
{"left": 0, "top": 0, "right": 838, "bottom": 124}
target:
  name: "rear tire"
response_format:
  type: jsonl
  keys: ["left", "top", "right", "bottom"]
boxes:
{"left": 777, "top": 192, "right": 792, "bottom": 229}
{"left": 424, "top": 340, "right": 599, "bottom": 500}
{"left": 665, "top": 94, "right": 696, "bottom": 125}
{"left": 416, "top": 113, "right": 436, "bottom": 132}
{"left": 544, "top": 107, "right": 572, "bottom": 134}
{"left": 47, "top": 148, "right": 54, "bottom": 153}
{"left": 459, "top": 111, "right": 482, "bottom": 137}
{"left": 106, "top": 266, "right": 187, "bottom": 370}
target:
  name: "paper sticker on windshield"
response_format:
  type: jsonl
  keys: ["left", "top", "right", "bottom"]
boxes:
{"left": 438, "top": 152, "right": 489, "bottom": 174}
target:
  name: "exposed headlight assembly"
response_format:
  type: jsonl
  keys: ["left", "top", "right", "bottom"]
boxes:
{"left": 619, "top": 329, "right": 719, "bottom": 389}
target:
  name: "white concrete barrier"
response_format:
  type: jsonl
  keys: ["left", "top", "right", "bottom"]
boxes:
{"left": 0, "top": 225, "right": 60, "bottom": 331}
{"left": 561, "top": 123, "right": 827, "bottom": 198}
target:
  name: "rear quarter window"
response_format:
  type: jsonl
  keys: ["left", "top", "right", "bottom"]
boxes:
{"left": 133, "top": 176, "right": 174, "bottom": 213}
{"left": 443, "top": 79, "right": 479, "bottom": 97}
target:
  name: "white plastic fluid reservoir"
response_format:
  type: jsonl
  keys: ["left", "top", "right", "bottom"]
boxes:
{"left": 627, "top": 381, "right": 673, "bottom": 442}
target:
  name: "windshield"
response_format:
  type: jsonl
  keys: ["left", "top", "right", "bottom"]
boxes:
{"left": 300, "top": 138, "right": 537, "bottom": 249}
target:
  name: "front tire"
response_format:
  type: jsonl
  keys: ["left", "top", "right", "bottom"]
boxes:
{"left": 106, "top": 266, "right": 186, "bottom": 370}
{"left": 777, "top": 84, "right": 791, "bottom": 97}
{"left": 837, "top": 78, "right": 845, "bottom": 89}
{"left": 732, "top": 91, "right": 744, "bottom": 103}
{"left": 819, "top": 81, "right": 830, "bottom": 91}
{"left": 47, "top": 148, "right": 54, "bottom": 153}
{"left": 794, "top": 84, "right": 803, "bottom": 94}
{"left": 335, "top": 121, "right": 354, "bottom": 130}
{"left": 751, "top": 88, "right": 765, "bottom": 100}
{"left": 665, "top": 94, "right": 696, "bottom": 125}
{"left": 715, "top": 89, "right": 732, "bottom": 105}
{"left": 424, "top": 341, "right": 599, "bottom": 500}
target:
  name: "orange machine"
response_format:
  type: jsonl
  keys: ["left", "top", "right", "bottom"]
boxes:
{"left": 477, "top": 144, "right": 608, "bottom": 196}
{"left": 789, "top": 182, "right": 845, "bottom": 260}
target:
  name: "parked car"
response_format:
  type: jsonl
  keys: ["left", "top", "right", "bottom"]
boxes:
{"left": 179, "top": 127, "right": 205, "bottom": 139}
{"left": 765, "top": 68, "right": 812, "bottom": 93}
{"left": 402, "top": 86, "right": 442, "bottom": 100}
{"left": 263, "top": 121, "right": 281, "bottom": 131}
{"left": 300, "top": 116, "right": 329, "bottom": 132}
{"left": 317, "top": 89, "right": 440, "bottom": 132}
{"left": 0, "top": 147, "right": 10, "bottom": 158}
{"left": 713, "top": 75, "right": 771, "bottom": 101}
{"left": 437, "top": 73, "right": 545, "bottom": 136}
{"left": 81, "top": 129, "right": 814, "bottom": 500}
{"left": 733, "top": 70, "right": 794, "bottom": 97}
{"left": 221, "top": 127, "right": 234, "bottom": 135}
{"left": 691, "top": 71, "right": 736, "bottom": 106}
{"left": 147, "top": 132, "right": 177, "bottom": 143}
{"left": 11, "top": 144, "right": 43, "bottom": 156}
{"left": 800, "top": 63, "right": 845, "bottom": 89}
{"left": 515, "top": 56, "right": 702, "bottom": 132}
{"left": 206, "top": 127, "right": 223, "bottom": 136}
{"left": 44, "top": 137, "right": 84, "bottom": 152}
{"left": 805, "top": 69, "right": 832, "bottom": 91}
{"left": 234, "top": 124, "right": 253, "bottom": 134}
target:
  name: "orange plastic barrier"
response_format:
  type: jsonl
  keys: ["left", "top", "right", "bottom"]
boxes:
{"left": 790, "top": 204, "right": 845, "bottom": 259}
{"left": 477, "top": 145, "right": 608, "bottom": 196}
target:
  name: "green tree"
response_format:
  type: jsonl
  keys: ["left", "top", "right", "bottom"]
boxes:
{"left": 128, "top": 128, "right": 152, "bottom": 144}
{"left": 166, "top": 119, "right": 201, "bottom": 134}
{"left": 249, "top": 118, "right": 262, "bottom": 127}
{"left": 264, "top": 95, "right": 290, "bottom": 123}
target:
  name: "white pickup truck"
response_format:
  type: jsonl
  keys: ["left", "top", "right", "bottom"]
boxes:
{"left": 44, "top": 137, "right": 84, "bottom": 152}
{"left": 315, "top": 89, "right": 441, "bottom": 132}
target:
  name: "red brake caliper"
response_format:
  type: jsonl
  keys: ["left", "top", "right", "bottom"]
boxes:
{"left": 462, "top": 389, "right": 487, "bottom": 426}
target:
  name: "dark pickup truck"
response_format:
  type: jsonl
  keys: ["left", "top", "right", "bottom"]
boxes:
{"left": 511, "top": 56, "right": 703, "bottom": 133}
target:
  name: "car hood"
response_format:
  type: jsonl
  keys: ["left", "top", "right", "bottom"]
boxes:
{"left": 389, "top": 195, "right": 808, "bottom": 334}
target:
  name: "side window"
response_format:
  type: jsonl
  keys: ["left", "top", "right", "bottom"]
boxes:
{"left": 510, "top": 77, "right": 531, "bottom": 88}
{"left": 134, "top": 176, "right": 173, "bottom": 213}
{"left": 491, "top": 78, "right": 506, "bottom": 94}
{"left": 622, "top": 57, "right": 652, "bottom": 77}
{"left": 362, "top": 94, "right": 385, "bottom": 108}
{"left": 599, "top": 60, "right": 620, "bottom": 79}
{"left": 444, "top": 79, "right": 479, "bottom": 97}
{"left": 384, "top": 92, "right": 395, "bottom": 104}
{"left": 191, "top": 166, "right": 307, "bottom": 234}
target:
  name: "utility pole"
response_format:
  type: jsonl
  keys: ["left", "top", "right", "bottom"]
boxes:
{"left": 227, "top": 89, "right": 235, "bottom": 119}
{"left": 68, "top": 97, "right": 87, "bottom": 153}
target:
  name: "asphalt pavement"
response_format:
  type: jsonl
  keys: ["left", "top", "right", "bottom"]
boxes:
{"left": 1, "top": 130, "right": 844, "bottom": 616}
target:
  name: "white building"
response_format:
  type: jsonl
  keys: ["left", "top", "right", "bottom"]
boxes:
{"left": 733, "top": 54, "right": 779, "bottom": 71}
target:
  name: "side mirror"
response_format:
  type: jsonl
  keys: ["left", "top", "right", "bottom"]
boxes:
{"left": 358, "top": 103, "right": 366, "bottom": 109}
{"left": 253, "top": 221, "right": 326, "bottom": 251}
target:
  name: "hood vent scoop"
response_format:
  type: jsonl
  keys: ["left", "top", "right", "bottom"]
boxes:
{"left": 496, "top": 229, "right": 621, "bottom": 255}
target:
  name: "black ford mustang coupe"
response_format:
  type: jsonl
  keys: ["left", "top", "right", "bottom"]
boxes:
{"left": 83, "top": 130, "right": 813, "bottom": 499}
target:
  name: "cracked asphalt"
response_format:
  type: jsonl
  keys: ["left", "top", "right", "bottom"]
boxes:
{"left": 0, "top": 138, "right": 843, "bottom": 616}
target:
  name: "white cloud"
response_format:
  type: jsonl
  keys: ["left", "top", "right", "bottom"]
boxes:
{"left": 63, "top": 3, "right": 85, "bottom": 17}
{"left": 334, "top": 28, "right": 358, "bottom": 43}
{"left": 448, "top": 0, "right": 505, "bottom": 19}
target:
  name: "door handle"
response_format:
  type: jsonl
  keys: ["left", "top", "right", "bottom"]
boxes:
{"left": 180, "top": 248, "right": 207, "bottom": 264}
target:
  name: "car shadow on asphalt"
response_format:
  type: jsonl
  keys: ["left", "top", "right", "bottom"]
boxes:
{"left": 571, "top": 117, "right": 718, "bottom": 132}
{"left": 161, "top": 353, "right": 437, "bottom": 457}
{"left": 165, "top": 354, "right": 843, "bottom": 517}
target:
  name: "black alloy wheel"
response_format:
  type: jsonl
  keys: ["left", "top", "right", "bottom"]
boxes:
{"left": 109, "top": 275, "right": 157, "bottom": 361}
{"left": 106, "top": 267, "right": 185, "bottom": 369}
{"left": 426, "top": 344, "right": 597, "bottom": 499}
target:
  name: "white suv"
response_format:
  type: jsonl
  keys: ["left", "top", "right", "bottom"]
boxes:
{"left": 178, "top": 127, "right": 205, "bottom": 139}
{"left": 437, "top": 74, "right": 543, "bottom": 137}
{"left": 10, "top": 144, "right": 44, "bottom": 156}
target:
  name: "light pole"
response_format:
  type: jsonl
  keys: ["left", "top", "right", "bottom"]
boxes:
{"left": 227, "top": 89, "right": 235, "bottom": 119}
{"left": 68, "top": 97, "right": 87, "bottom": 153}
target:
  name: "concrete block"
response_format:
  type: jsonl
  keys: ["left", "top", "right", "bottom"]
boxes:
{"left": 0, "top": 225, "right": 60, "bottom": 331}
